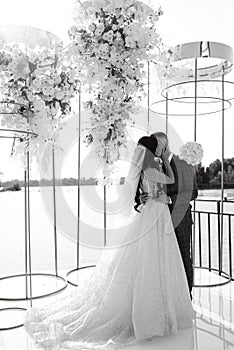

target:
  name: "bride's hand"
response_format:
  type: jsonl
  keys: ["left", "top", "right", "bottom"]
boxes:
{"left": 161, "top": 149, "right": 167, "bottom": 162}
{"left": 162, "top": 146, "right": 171, "bottom": 161}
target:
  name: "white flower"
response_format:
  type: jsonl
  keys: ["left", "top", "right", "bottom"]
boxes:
{"left": 125, "top": 36, "right": 136, "bottom": 48}
{"left": 26, "top": 90, "right": 34, "bottom": 102}
{"left": 42, "top": 86, "right": 54, "bottom": 97}
{"left": 102, "top": 30, "right": 114, "bottom": 42}
{"left": 95, "top": 24, "right": 105, "bottom": 37}
{"left": 117, "top": 15, "right": 125, "bottom": 25}
{"left": 55, "top": 89, "right": 64, "bottom": 100}
{"left": 29, "top": 52, "right": 38, "bottom": 63}
{"left": 37, "top": 51, "right": 47, "bottom": 62}
{"left": 89, "top": 23, "right": 96, "bottom": 32}
{"left": 98, "top": 43, "right": 109, "bottom": 56}
{"left": 67, "top": 73, "right": 75, "bottom": 84}
{"left": 51, "top": 73, "right": 61, "bottom": 85}
{"left": 115, "top": 32, "right": 123, "bottom": 41}
{"left": 37, "top": 109, "right": 48, "bottom": 118}
{"left": 33, "top": 99, "right": 46, "bottom": 111}
{"left": 179, "top": 142, "right": 204, "bottom": 166}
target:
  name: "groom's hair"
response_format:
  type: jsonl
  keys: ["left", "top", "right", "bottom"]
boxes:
{"left": 150, "top": 132, "right": 168, "bottom": 142}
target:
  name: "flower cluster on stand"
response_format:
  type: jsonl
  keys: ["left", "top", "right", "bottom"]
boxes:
{"left": 0, "top": 42, "right": 80, "bottom": 168}
{"left": 69, "top": 0, "right": 163, "bottom": 184}
{"left": 179, "top": 141, "right": 204, "bottom": 166}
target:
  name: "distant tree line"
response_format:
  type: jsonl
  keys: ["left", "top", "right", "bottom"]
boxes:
{"left": 1, "top": 159, "right": 234, "bottom": 190}
{"left": 196, "top": 158, "right": 234, "bottom": 189}
{"left": 0, "top": 177, "right": 98, "bottom": 188}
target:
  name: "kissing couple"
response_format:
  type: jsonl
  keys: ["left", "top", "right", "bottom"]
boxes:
{"left": 24, "top": 132, "right": 197, "bottom": 350}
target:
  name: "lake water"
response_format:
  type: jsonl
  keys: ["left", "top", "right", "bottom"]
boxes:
{"left": 0, "top": 186, "right": 233, "bottom": 278}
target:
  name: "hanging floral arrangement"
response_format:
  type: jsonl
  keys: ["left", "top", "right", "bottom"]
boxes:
{"left": 69, "top": 0, "right": 163, "bottom": 182}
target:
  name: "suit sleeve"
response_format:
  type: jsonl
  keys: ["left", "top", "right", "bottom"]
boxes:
{"left": 166, "top": 158, "right": 179, "bottom": 202}
{"left": 167, "top": 157, "right": 197, "bottom": 206}
{"left": 191, "top": 175, "right": 198, "bottom": 200}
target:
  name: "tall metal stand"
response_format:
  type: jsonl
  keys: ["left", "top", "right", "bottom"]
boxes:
{"left": 192, "top": 58, "right": 198, "bottom": 287}
{"left": 66, "top": 89, "right": 96, "bottom": 287}
{"left": 147, "top": 61, "right": 150, "bottom": 132}
{"left": 0, "top": 128, "right": 67, "bottom": 331}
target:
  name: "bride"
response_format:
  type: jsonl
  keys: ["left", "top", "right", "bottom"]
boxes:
{"left": 24, "top": 135, "right": 194, "bottom": 349}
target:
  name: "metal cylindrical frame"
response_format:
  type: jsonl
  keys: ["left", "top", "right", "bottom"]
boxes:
{"left": 157, "top": 42, "right": 233, "bottom": 288}
{"left": 0, "top": 128, "right": 67, "bottom": 331}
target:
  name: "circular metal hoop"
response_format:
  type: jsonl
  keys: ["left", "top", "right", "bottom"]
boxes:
{"left": 161, "top": 79, "right": 234, "bottom": 101}
{"left": 0, "top": 128, "right": 38, "bottom": 139}
{"left": 66, "top": 265, "right": 96, "bottom": 287}
{"left": 0, "top": 307, "right": 26, "bottom": 331}
{"left": 0, "top": 25, "right": 61, "bottom": 49}
{"left": 0, "top": 273, "right": 67, "bottom": 301}
{"left": 171, "top": 41, "right": 233, "bottom": 79}
{"left": 193, "top": 266, "right": 232, "bottom": 288}
{"left": 150, "top": 96, "right": 232, "bottom": 116}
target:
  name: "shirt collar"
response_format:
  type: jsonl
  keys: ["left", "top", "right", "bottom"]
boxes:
{"left": 168, "top": 153, "right": 173, "bottom": 163}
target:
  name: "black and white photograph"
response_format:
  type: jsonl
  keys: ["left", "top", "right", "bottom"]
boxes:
{"left": 0, "top": 0, "right": 233, "bottom": 349}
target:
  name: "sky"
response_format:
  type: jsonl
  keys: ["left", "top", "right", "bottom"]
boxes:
{"left": 0, "top": 0, "right": 234, "bottom": 180}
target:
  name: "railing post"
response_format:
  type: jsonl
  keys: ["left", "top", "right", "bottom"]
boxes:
{"left": 207, "top": 213, "right": 211, "bottom": 271}
{"left": 104, "top": 185, "right": 107, "bottom": 247}
{"left": 228, "top": 215, "right": 232, "bottom": 279}
{"left": 198, "top": 212, "right": 202, "bottom": 267}
{"left": 217, "top": 200, "right": 221, "bottom": 275}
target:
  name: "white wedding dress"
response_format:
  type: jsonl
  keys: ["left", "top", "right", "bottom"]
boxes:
{"left": 24, "top": 167, "right": 194, "bottom": 350}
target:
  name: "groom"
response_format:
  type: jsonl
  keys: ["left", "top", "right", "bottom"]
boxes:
{"left": 135, "top": 132, "right": 198, "bottom": 297}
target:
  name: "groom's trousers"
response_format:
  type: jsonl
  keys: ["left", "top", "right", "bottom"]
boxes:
{"left": 169, "top": 204, "right": 193, "bottom": 296}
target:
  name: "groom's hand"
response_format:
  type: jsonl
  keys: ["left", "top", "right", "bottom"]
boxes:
{"left": 140, "top": 193, "right": 149, "bottom": 204}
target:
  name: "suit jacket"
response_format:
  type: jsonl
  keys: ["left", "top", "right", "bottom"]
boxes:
{"left": 166, "top": 155, "right": 198, "bottom": 229}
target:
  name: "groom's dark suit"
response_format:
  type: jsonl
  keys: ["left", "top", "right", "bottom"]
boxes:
{"left": 166, "top": 155, "right": 198, "bottom": 294}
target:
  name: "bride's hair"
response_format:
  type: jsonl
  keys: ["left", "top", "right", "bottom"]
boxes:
{"left": 137, "top": 135, "right": 158, "bottom": 170}
{"left": 134, "top": 136, "right": 158, "bottom": 212}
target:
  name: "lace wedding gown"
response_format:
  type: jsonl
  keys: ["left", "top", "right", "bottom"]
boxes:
{"left": 24, "top": 168, "right": 194, "bottom": 349}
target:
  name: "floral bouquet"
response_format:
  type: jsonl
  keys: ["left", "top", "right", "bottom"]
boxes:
{"left": 179, "top": 141, "right": 203, "bottom": 166}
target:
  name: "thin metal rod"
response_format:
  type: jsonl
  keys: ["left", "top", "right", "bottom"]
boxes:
{"left": 147, "top": 61, "right": 150, "bottom": 133}
{"left": 24, "top": 169, "right": 28, "bottom": 300}
{"left": 220, "top": 73, "right": 225, "bottom": 272}
{"left": 52, "top": 146, "right": 58, "bottom": 276}
{"left": 77, "top": 88, "right": 81, "bottom": 269}
{"left": 208, "top": 213, "right": 211, "bottom": 271}
{"left": 194, "top": 58, "right": 198, "bottom": 142}
{"left": 27, "top": 151, "right": 32, "bottom": 307}
{"left": 166, "top": 91, "right": 168, "bottom": 135}
{"left": 104, "top": 185, "right": 107, "bottom": 247}
{"left": 198, "top": 212, "right": 202, "bottom": 267}
{"left": 217, "top": 201, "right": 221, "bottom": 275}
{"left": 192, "top": 58, "right": 198, "bottom": 286}
{"left": 228, "top": 215, "right": 232, "bottom": 278}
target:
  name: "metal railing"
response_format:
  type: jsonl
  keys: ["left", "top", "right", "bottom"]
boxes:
{"left": 193, "top": 198, "right": 234, "bottom": 283}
